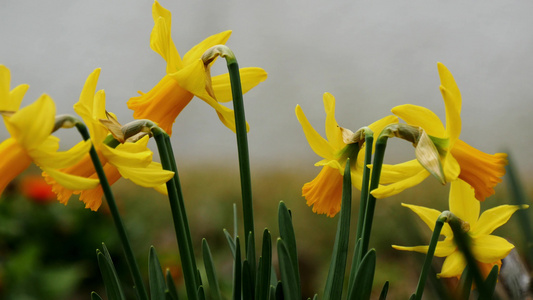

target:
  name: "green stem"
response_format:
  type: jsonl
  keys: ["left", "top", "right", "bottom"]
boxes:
{"left": 413, "top": 212, "right": 449, "bottom": 300}
{"left": 218, "top": 48, "right": 256, "bottom": 274}
{"left": 448, "top": 215, "right": 487, "bottom": 298}
{"left": 356, "top": 130, "right": 374, "bottom": 241}
{"left": 75, "top": 123, "right": 148, "bottom": 300}
{"left": 360, "top": 134, "right": 388, "bottom": 255}
{"left": 152, "top": 127, "right": 198, "bottom": 300}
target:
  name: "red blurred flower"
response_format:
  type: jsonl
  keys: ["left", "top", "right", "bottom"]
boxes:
{"left": 20, "top": 175, "right": 56, "bottom": 204}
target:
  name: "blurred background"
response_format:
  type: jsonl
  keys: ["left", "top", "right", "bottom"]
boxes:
{"left": 1, "top": 0, "right": 533, "bottom": 299}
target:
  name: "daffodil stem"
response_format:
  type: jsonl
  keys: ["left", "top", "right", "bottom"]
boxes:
{"left": 448, "top": 214, "right": 488, "bottom": 298}
{"left": 413, "top": 212, "right": 448, "bottom": 300}
{"left": 75, "top": 123, "right": 148, "bottom": 300}
{"left": 356, "top": 131, "right": 374, "bottom": 241}
{"left": 360, "top": 135, "right": 388, "bottom": 256}
{"left": 152, "top": 127, "right": 198, "bottom": 300}
{"left": 225, "top": 51, "right": 256, "bottom": 275}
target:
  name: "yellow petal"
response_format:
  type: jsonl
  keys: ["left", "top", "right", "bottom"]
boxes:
{"left": 438, "top": 251, "right": 465, "bottom": 278}
{"left": 323, "top": 93, "right": 345, "bottom": 150}
{"left": 182, "top": 30, "right": 232, "bottom": 66}
{"left": 370, "top": 169, "right": 429, "bottom": 199}
{"left": 150, "top": 15, "right": 183, "bottom": 73}
{"left": 212, "top": 67, "right": 268, "bottom": 103}
{"left": 400, "top": 203, "right": 453, "bottom": 237}
{"left": 391, "top": 104, "right": 445, "bottom": 138}
{"left": 152, "top": 182, "right": 168, "bottom": 195}
{"left": 101, "top": 137, "right": 153, "bottom": 168}
{"left": 448, "top": 179, "right": 479, "bottom": 226}
{"left": 392, "top": 239, "right": 455, "bottom": 257}
{"left": 115, "top": 161, "right": 174, "bottom": 188}
{"left": 172, "top": 59, "right": 246, "bottom": 132}
{"left": 473, "top": 204, "right": 527, "bottom": 236}
{"left": 438, "top": 62, "right": 462, "bottom": 145}
{"left": 0, "top": 65, "right": 29, "bottom": 112}
{"left": 31, "top": 140, "right": 92, "bottom": 169}
{"left": 302, "top": 166, "right": 343, "bottom": 217}
{"left": 74, "top": 68, "right": 100, "bottom": 123}
{"left": 0, "top": 138, "right": 32, "bottom": 195}
{"left": 42, "top": 167, "right": 100, "bottom": 190}
{"left": 442, "top": 153, "right": 460, "bottom": 182}
{"left": 378, "top": 160, "right": 424, "bottom": 184}
{"left": 470, "top": 235, "right": 514, "bottom": 263}
{"left": 295, "top": 104, "right": 335, "bottom": 160}
{"left": 7, "top": 94, "right": 55, "bottom": 149}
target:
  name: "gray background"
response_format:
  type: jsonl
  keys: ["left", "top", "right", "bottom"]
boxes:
{"left": 2, "top": 1, "right": 532, "bottom": 179}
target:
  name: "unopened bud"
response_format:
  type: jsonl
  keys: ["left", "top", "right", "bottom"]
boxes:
{"left": 53, "top": 115, "right": 81, "bottom": 133}
{"left": 201, "top": 45, "right": 236, "bottom": 100}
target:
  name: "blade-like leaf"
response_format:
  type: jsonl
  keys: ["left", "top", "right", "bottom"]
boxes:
{"left": 224, "top": 229, "right": 236, "bottom": 258}
{"left": 202, "top": 239, "right": 222, "bottom": 300}
{"left": 277, "top": 238, "right": 300, "bottom": 300}
{"left": 165, "top": 269, "right": 179, "bottom": 300}
{"left": 198, "top": 286, "right": 206, "bottom": 300}
{"left": 457, "top": 266, "right": 472, "bottom": 300}
{"left": 257, "top": 229, "right": 272, "bottom": 300}
{"left": 233, "top": 237, "right": 242, "bottom": 300}
{"left": 482, "top": 265, "right": 499, "bottom": 300}
{"left": 278, "top": 202, "right": 301, "bottom": 292}
{"left": 379, "top": 281, "right": 389, "bottom": 300}
{"left": 243, "top": 260, "right": 253, "bottom": 300}
{"left": 91, "top": 291, "right": 104, "bottom": 300}
{"left": 149, "top": 246, "right": 167, "bottom": 300}
{"left": 96, "top": 250, "right": 126, "bottom": 300}
{"left": 324, "top": 160, "right": 352, "bottom": 300}
{"left": 349, "top": 249, "right": 376, "bottom": 300}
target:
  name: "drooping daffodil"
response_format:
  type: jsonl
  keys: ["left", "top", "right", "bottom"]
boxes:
{"left": 0, "top": 66, "right": 98, "bottom": 196}
{"left": 296, "top": 92, "right": 398, "bottom": 217}
{"left": 372, "top": 63, "right": 507, "bottom": 201}
{"left": 393, "top": 179, "right": 527, "bottom": 279}
{"left": 127, "top": 1, "right": 267, "bottom": 136}
{"left": 44, "top": 69, "right": 174, "bottom": 211}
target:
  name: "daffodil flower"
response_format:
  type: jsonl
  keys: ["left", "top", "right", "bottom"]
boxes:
{"left": 0, "top": 66, "right": 98, "bottom": 196}
{"left": 127, "top": 1, "right": 267, "bottom": 136}
{"left": 393, "top": 179, "right": 527, "bottom": 279}
{"left": 296, "top": 92, "right": 398, "bottom": 217}
{"left": 44, "top": 69, "right": 174, "bottom": 211}
{"left": 372, "top": 63, "right": 507, "bottom": 201}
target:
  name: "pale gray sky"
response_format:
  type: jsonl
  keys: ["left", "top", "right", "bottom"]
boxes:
{"left": 2, "top": 1, "right": 532, "bottom": 180}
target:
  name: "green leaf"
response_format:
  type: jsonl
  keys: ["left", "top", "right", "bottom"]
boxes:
{"left": 481, "top": 265, "right": 499, "bottom": 300}
{"left": 324, "top": 159, "right": 352, "bottom": 300}
{"left": 246, "top": 231, "right": 256, "bottom": 292}
{"left": 278, "top": 202, "right": 301, "bottom": 292}
{"left": 379, "top": 281, "right": 389, "bottom": 300}
{"left": 91, "top": 291, "right": 104, "bottom": 300}
{"left": 349, "top": 249, "right": 376, "bottom": 300}
{"left": 197, "top": 286, "right": 206, "bottom": 300}
{"left": 202, "top": 239, "right": 222, "bottom": 300}
{"left": 165, "top": 269, "right": 179, "bottom": 300}
{"left": 256, "top": 229, "right": 272, "bottom": 300}
{"left": 224, "top": 228, "right": 236, "bottom": 258}
{"left": 408, "top": 294, "right": 416, "bottom": 300}
{"left": 456, "top": 266, "right": 472, "bottom": 300}
{"left": 243, "top": 260, "right": 253, "bottom": 300}
{"left": 277, "top": 238, "right": 300, "bottom": 300}
{"left": 347, "top": 238, "right": 362, "bottom": 297}
{"left": 149, "top": 246, "right": 167, "bottom": 300}
{"left": 96, "top": 250, "right": 126, "bottom": 300}
{"left": 232, "top": 237, "right": 242, "bottom": 300}
{"left": 274, "top": 281, "right": 284, "bottom": 300}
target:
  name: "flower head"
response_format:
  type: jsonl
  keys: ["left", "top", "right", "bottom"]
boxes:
{"left": 296, "top": 92, "right": 398, "bottom": 217}
{"left": 0, "top": 66, "right": 98, "bottom": 197}
{"left": 393, "top": 179, "right": 527, "bottom": 279}
{"left": 44, "top": 69, "right": 174, "bottom": 211}
{"left": 372, "top": 63, "right": 507, "bottom": 201}
{"left": 127, "top": 1, "right": 267, "bottom": 136}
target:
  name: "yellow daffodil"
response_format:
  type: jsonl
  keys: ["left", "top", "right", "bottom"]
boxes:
{"left": 44, "top": 69, "right": 174, "bottom": 211}
{"left": 0, "top": 66, "right": 98, "bottom": 195}
{"left": 372, "top": 63, "right": 507, "bottom": 201}
{"left": 127, "top": 1, "right": 267, "bottom": 136}
{"left": 393, "top": 179, "right": 527, "bottom": 279}
{"left": 296, "top": 92, "right": 398, "bottom": 217}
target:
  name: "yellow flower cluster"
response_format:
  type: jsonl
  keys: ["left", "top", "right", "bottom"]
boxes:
{"left": 297, "top": 62, "right": 522, "bottom": 279}
{"left": 0, "top": 1, "right": 267, "bottom": 210}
